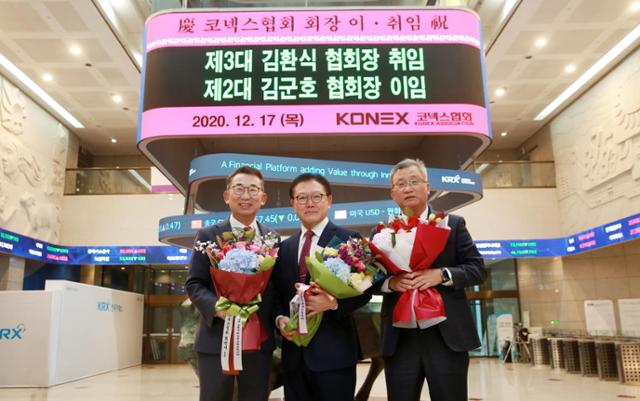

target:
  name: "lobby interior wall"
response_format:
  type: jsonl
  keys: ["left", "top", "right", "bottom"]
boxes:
{"left": 518, "top": 239, "right": 640, "bottom": 333}
{"left": 60, "top": 194, "right": 184, "bottom": 246}
{"left": 458, "top": 188, "right": 562, "bottom": 240}
{"left": 0, "top": 75, "right": 69, "bottom": 243}
{"left": 548, "top": 45, "right": 640, "bottom": 236}
{"left": 60, "top": 188, "right": 560, "bottom": 246}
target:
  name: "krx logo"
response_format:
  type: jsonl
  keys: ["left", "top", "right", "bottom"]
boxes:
{"left": 0, "top": 323, "right": 26, "bottom": 340}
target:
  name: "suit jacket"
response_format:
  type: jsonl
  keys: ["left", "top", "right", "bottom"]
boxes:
{"left": 186, "top": 218, "right": 278, "bottom": 355}
{"left": 272, "top": 220, "right": 371, "bottom": 372}
{"left": 379, "top": 214, "right": 486, "bottom": 356}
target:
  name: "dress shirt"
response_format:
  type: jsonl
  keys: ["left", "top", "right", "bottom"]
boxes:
{"left": 297, "top": 217, "right": 329, "bottom": 262}
{"left": 230, "top": 215, "right": 260, "bottom": 235}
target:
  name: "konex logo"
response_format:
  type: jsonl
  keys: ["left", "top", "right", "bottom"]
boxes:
{"left": 0, "top": 323, "right": 26, "bottom": 340}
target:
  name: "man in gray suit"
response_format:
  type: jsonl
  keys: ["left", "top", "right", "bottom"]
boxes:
{"left": 186, "top": 166, "right": 277, "bottom": 401}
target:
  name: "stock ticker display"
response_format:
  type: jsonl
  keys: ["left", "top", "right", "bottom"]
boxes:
{"left": 2, "top": 214, "right": 638, "bottom": 265}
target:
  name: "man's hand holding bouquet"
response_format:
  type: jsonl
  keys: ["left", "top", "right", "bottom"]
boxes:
{"left": 285, "top": 237, "right": 386, "bottom": 346}
{"left": 369, "top": 211, "right": 451, "bottom": 329}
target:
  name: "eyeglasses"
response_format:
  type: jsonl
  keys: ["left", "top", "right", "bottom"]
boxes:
{"left": 392, "top": 179, "right": 427, "bottom": 191}
{"left": 228, "top": 184, "right": 262, "bottom": 198}
{"left": 294, "top": 193, "right": 327, "bottom": 204}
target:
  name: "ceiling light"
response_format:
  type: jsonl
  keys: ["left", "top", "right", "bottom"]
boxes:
{"left": 111, "top": 138, "right": 117, "bottom": 143}
{"left": 111, "top": 94, "right": 122, "bottom": 103}
{"left": 500, "top": 131, "right": 508, "bottom": 137}
{"left": 42, "top": 73, "right": 53, "bottom": 82}
{"left": 535, "top": 22, "right": 640, "bottom": 121}
{"left": 69, "top": 45, "right": 82, "bottom": 55}
{"left": 535, "top": 37, "right": 547, "bottom": 48}
{"left": 495, "top": 87, "right": 506, "bottom": 97}
{"left": 0, "top": 52, "right": 84, "bottom": 128}
{"left": 631, "top": 2, "right": 640, "bottom": 12}
{"left": 564, "top": 64, "right": 576, "bottom": 73}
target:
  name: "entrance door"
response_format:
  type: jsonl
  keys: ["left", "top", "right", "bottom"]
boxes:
{"left": 143, "top": 304, "right": 186, "bottom": 363}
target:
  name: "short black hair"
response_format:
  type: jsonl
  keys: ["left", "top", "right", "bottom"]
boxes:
{"left": 289, "top": 173, "right": 332, "bottom": 199}
{"left": 226, "top": 166, "right": 264, "bottom": 188}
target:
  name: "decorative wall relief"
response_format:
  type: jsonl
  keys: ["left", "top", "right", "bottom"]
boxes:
{"left": 0, "top": 76, "right": 68, "bottom": 242}
{"left": 1, "top": 80, "right": 26, "bottom": 135}
{"left": 550, "top": 48, "right": 640, "bottom": 234}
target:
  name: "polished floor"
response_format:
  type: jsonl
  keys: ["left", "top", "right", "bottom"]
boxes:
{"left": 1, "top": 359, "right": 639, "bottom": 401}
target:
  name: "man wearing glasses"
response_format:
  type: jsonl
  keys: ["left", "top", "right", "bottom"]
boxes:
{"left": 186, "top": 166, "right": 277, "bottom": 401}
{"left": 378, "top": 158, "right": 485, "bottom": 401}
{"left": 272, "top": 173, "right": 371, "bottom": 401}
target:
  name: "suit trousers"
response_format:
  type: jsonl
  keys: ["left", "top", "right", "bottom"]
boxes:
{"left": 197, "top": 350, "right": 272, "bottom": 401}
{"left": 383, "top": 327, "right": 469, "bottom": 401}
{"left": 283, "top": 361, "right": 356, "bottom": 401}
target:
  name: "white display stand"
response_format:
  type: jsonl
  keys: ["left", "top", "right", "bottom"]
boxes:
{"left": 618, "top": 298, "right": 640, "bottom": 337}
{"left": 0, "top": 280, "right": 143, "bottom": 387}
{"left": 584, "top": 299, "right": 617, "bottom": 336}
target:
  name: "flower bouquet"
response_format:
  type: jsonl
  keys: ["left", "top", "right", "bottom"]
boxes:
{"left": 195, "top": 227, "right": 279, "bottom": 374}
{"left": 369, "top": 212, "right": 450, "bottom": 329}
{"left": 285, "top": 237, "right": 386, "bottom": 346}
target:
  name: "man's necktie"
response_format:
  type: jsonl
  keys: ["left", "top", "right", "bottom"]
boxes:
{"left": 298, "top": 230, "right": 314, "bottom": 282}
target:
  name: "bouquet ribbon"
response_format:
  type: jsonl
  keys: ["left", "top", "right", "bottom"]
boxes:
{"left": 285, "top": 284, "right": 323, "bottom": 347}
{"left": 216, "top": 294, "right": 261, "bottom": 375}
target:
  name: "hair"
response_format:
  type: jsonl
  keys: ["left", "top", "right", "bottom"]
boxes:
{"left": 226, "top": 166, "right": 264, "bottom": 188}
{"left": 289, "top": 173, "right": 332, "bottom": 199}
{"left": 389, "top": 158, "right": 429, "bottom": 185}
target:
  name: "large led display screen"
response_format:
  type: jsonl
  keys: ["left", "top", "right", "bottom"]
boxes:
{"left": 140, "top": 9, "right": 489, "bottom": 139}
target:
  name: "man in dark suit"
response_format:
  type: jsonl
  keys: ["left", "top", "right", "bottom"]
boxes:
{"left": 273, "top": 173, "right": 371, "bottom": 401}
{"left": 379, "top": 158, "right": 486, "bottom": 401}
{"left": 186, "top": 166, "right": 277, "bottom": 401}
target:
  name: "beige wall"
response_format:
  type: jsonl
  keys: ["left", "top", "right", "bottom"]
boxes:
{"left": 60, "top": 194, "right": 184, "bottom": 246}
{"left": 58, "top": 187, "right": 560, "bottom": 246}
{"left": 518, "top": 240, "right": 640, "bottom": 333}
{"left": 459, "top": 188, "right": 563, "bottom": 240}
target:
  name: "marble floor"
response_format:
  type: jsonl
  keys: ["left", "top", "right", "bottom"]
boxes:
{"left": 1, "top": 358, "right": 639, "bottom": 401}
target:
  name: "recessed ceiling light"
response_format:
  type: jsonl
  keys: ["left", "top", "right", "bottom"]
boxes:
{"left": 535, "top": 37, "right": 547, "bottom": 48}
{"left": 111, "top": 94, "right": 122, "bottom": 103}
{"left": 500, "top": 131, "right": 508, "bottom": 137}
{"left": 111, "top": 138, "right": 117, "bottom": 143}
{"left": 0, "top": 52, "right": 84, "bottom": 128}
{"left": 564, "top": 64, "right": 576, "bottom": 73}
{"left": 42, "top": 73, "right": 53, "bottom": 82}
{"left": 631, "top": 1, "right": 640, "bottom": 12}
{"left": 495, "top": 87, "right": 506, "bottom": 97}
{"left": 69, "top": 45, "right": 82, "bottom": 55}
{"left": 535, "top": 23, "right": 640, "bottom": 121}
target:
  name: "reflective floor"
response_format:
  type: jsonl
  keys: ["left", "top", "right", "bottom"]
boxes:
{"left": 1, "top": 359, "right": 639, "bottom": 401}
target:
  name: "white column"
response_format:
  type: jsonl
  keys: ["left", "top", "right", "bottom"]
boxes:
{"left": 0, "top": 254, "right": 25, "bottom": 290}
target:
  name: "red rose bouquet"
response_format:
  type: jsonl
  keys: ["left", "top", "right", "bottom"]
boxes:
{"left": 369, "top": 212, "right": 450, "bottom": 329}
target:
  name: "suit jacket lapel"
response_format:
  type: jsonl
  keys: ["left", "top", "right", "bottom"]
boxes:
{"left": 317, "top": 220, "right": 338, "bottom": 247}
{"left": 218, "top": 217, "right": 231, "bottom": 233}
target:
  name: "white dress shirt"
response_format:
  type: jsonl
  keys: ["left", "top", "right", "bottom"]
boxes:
{"left": 297, "top": 217, "right": 329, "bottom": 262}
{"left": 230, "top": 215, "right": 260, "bottom": 235}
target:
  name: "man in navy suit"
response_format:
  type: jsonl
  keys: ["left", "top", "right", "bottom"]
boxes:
{"left": 379, "top": 158, "right": 486, "bottom": 401}
{"left": 273, "top": 173, "right": 371, "bottom": 401}
{"left": 186, "top": 166, "right": 277, "bottom": 401}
